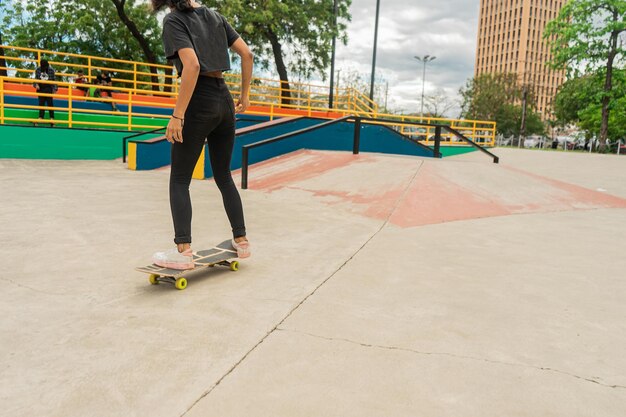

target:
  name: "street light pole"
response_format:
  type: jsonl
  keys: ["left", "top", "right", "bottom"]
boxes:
{"left": 328, "top": 0, "right": 338, "bottom": 109}
{"left": 369, "top": 0, "right": 381, "bottom": 107}
{"left": 519, "top": 84, "right": 528, "bottom": 148}
{"left": 414, "top": 55, "right": 436, "bottom": 117}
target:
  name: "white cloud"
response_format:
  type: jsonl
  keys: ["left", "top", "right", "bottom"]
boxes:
{"left": 332, "top": 0, "right": 480, "bottom": 115}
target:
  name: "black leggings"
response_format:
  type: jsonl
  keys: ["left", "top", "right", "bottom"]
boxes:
{"left": 38, "top": 95, "right": 54, "bottom": 119}
{"left": 169, "top": 76, "right": 246, "bottom": 244}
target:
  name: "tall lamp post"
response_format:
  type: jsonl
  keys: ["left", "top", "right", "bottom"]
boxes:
{"left": 369, "top": 0, "right": 381, "bottom": 107}
{"left": 328, "top": 0, "right": 338, "bottom": 109}
{"left": 414, "top": 55, "right": 436, "bottom": 117}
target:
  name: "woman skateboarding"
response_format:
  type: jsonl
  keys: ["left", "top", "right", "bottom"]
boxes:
{"left": 151, "top": 0, "right": 253, "bottom": 269}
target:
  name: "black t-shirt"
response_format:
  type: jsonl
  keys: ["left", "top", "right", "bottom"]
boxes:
{"left": 34, "top": 67, "right": 57, "bottom": 93}
{"left": 96, "top": 74, "right": 112, "bottom": 84}
{"left": 162, "top": 6, "right": 239, "bottom": 75}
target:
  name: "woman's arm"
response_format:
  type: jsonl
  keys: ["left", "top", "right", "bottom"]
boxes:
{"left": 230, "top": 38, "right": 254, "bottom": 113}
{"left": 166, "top": 47, "right": 200, "bottom": 143}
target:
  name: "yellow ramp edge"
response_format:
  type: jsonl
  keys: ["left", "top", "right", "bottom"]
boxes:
{"left": 127, "top": 142, "right": 137, "bottom": 171}
{"left": 192, "top": 147, "right": 205, "bottom": 180}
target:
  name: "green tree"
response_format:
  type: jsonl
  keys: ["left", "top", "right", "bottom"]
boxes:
{"left": 460, "top": 72, "right": 543, "bottom": 138}
{"left": 552, "top": 74, "right": 598, "bottom": 126}
{"left": 578, "top": 96, "right": 626, "bottom": 143}
{"left": 545, "top": 0, "right": 626, "bottom": 152}
{"left": 459, "top": 73, "right": 523, "bottom": 121}
{"left": 1, "top": 0, "right": 58, "bottom": 52}
{"left": 205, "top": 0, "right": 351, "bottom": 104}
{"left": 553, "top": 69, "right": 626, "bottom": 143}
{"left": 496, "top": 104, "right": 544, "bottom": 138}
{"left": 109, "top": 0, "right": 166, "bottom": 90}
{"left": 0, "top": 32, "right": 7, "bottom": 77}
{"left": 0, "top": 0, "right": 79, "bottom": 77}
{"left": 0, "top": 0, "right": 78, "bottom": 52}
{"left": 1, "top": 0, "right": 166, "bottom": 89}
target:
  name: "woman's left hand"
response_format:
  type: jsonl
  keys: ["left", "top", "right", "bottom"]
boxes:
{"left": 166, "top": 117, "right": 184, "bottom": 143}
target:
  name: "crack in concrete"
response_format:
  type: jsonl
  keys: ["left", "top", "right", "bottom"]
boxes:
{"left": 278, "top": 327, "right": 626, "bottom": 390}
{"left": 0, "top": 277, "right": 67, "bottom": 296}
{"left": 179, "top": 161, "right": 425, "bottom": 417}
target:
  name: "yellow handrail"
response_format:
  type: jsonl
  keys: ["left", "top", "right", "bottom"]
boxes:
{"left": 0, "top": 44, "right": 373, "bottom": 105}
{"left": 3, "top": 77, "right": 494, "bottom": 145}
{"left": 0, "top": 77, "right": 4, "bottom": 125}
{"left": 0, "top": 44, "right": 497, "bottom": 146}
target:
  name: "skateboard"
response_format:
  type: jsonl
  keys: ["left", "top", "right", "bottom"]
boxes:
{"left": 136, "top": 240, "right": 239, "bottom": 290}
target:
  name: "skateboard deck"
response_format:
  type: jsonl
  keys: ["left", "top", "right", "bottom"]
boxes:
{"left": 136, "top": 240, "right": 239, "bottom": 290}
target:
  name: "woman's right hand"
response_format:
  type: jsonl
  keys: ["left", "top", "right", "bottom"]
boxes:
{"left": 235, "top": 95, "right": 249, "bottom": 113}
{"left": 166, "top": 117, "right": 184, "bottom": 143}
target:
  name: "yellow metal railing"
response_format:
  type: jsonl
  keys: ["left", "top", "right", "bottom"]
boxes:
{"left": 1, "top": 75, "right": 496, "bottom": 145}
{"left": 0, "top": 44, "right": 177, "bottom": 93}
{"left": 0, "top": 44, "right": 496, "bottom": 145}
{"left": 0, "top": 75, "right": 4, "bottom": 125}
{"left": 0, "top": 44, "right": 372, "bottom": 111}
{"left": 0, "top": 44, "right": 380, "bottom": 114}
{"left": 0, "top": 76, "right": 173, "bottom": 130}
{"left": 391, "top": 114, "right": 495, "bottom": 146}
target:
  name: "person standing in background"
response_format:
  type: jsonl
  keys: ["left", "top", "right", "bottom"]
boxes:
{"left": 33, "top": 59, "right": 57, "bottom": 125}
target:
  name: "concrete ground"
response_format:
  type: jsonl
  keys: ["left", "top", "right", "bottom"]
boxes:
{"left": 1, "top": 147, "right": 625, "bottom": 416}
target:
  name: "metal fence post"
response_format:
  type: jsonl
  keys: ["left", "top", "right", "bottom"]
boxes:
{"left": 128, "top": 91, "right": 133, "bottom": 131}
{"left": 67, "top": 84, "right": 73, "bottom": 128}
{"left": 353, "top": 118, "right": 361, "bottom": 154}
{"left": 241, "top": 147, "right": 249, "bottom": 189}
{"left": 133, "top": 63, "right": 137, "bottom": 91}
{"left": 0, "top": 77, "right": 4, "bottom": 125}
{"left": 434, "top": 125, "right": 442, "bottom": 158}
{"left": 472, "top": 121, "right": 477, "bottom": 142}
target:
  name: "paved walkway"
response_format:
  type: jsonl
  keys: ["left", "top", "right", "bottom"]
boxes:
{"left": 1, "top": 148, "right": 625, "bottom": 416}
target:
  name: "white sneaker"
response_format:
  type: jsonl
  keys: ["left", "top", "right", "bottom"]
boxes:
{"left": 152, "top": 248, "right": 194, "bottom": 270}
{"left": 231, "top": 239, "right": 251, "bottom": 258}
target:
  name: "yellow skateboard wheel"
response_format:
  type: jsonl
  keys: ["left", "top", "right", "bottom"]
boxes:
{"left": 175, "top": 277, "right": 187, "bottom": 290}
{"left": 149, "top": 274, "right": 159, "bottom": 285}
{"left": 230, "top": 261, "right": 239, "bottom": 272}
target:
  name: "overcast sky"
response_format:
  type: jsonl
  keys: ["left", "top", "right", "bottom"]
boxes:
{"left": 333, "top": 0, "right": 480, "bottom": 116}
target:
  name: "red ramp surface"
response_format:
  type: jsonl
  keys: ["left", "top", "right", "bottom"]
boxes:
{"left": 242, "top": 150, "right": 626, "bottom": 228}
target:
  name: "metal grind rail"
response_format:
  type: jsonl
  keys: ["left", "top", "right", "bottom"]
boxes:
{"left": 122, "top": 127, "right": 165, "bottom": 163}
{"left": 121, "top": 117, "right": 307, "bottom": 163}
{"left": 240, "top": 116, "right": 499, "bottom": 189}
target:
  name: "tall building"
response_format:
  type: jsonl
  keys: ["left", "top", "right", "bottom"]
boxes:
{"left": 475, "top": 0, "right": 566, "bottom": 120}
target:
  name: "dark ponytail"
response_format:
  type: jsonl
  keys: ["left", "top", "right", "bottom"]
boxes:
{"left": 151, "top": 0, "right": 194, "bottom": 12}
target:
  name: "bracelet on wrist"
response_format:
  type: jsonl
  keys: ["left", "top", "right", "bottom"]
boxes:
{"left": 171, "top": 114, "right": 184, "bottom": 121}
